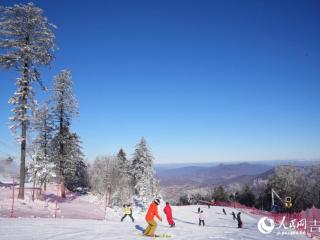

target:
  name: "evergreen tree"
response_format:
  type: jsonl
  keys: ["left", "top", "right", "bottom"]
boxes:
{"left": 0, "top": 3, "right": 56, "bottom": 199}
{"left": 28, "top": 148, "right": 55, "bottom": 199}
{"left": 51, "top": 70, "right": 78, "bottom": 198}
{"left": 132, "top": 138, "right": 157, "bottom": 208}
{"left": 236, "top": 184, "right": 256, "bottom": 207}
{"left": 51, "top": 129, "right": 85, "bottom": 196}
{"left": 213, "top": 185, "right": 228, "bottom": 202}
{"left": 118, "top": 148, "right": 129, "bottom": 175}
{"left": 29, "top": 103, "right": 55, "bottom": 191}
{"left": 63, "top": 133, "right": 88, "bottom": 192}
{"left": 115, "top": 148, "right": 132, "bottom": 204}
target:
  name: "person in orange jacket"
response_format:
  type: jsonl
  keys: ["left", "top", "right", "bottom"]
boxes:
{"left": 144, "top": 198, "right": 162, "bottom": 237}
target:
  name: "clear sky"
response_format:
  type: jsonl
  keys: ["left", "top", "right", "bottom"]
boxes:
{"left": 1, "top": 0, "right": 320, "bottom": 164}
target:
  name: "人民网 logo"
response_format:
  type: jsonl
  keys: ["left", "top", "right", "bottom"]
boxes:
{"left": 258, "top": 217, "right": 275, "bottom": 234}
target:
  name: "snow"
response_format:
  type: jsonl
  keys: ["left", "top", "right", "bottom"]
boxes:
{"left": 0, "top": 201, "right": 309, "bottom": 240}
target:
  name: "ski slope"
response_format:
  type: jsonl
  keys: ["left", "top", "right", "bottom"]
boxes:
{"left": 0, "top": 205, "right": 308, "bottom": 240}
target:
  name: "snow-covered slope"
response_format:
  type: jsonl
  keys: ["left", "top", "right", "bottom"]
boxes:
{"left": 0, "top": 205, "right": 308, "bottom": 240}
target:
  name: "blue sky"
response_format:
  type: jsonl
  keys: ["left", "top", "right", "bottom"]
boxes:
{"left": 1, "top": 0, "right": 320, "bottom": 163}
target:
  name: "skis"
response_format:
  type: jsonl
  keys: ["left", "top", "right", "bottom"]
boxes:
{"left": 155, "top": 234, "right": 171, "bottom": 238}
{"left": 141, "top": 233, "right": 171, "bottom": 238}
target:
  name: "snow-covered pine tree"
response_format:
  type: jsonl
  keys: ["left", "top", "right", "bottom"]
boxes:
{"left": 0, "top": 3, "right": 56, "bottom": 199}
{"left": 113, "top": 148, "right": 133, "bottom": 205}
{"left": 28, "top": 148, "right": 55, "bottom": 199}
{"left": 51, "top": 129, "right": 85, "bottom": 196}
{"left": 29, "top": 103, "right": 55, "bottom": 191}
{"left": 132, "top": 138, "right": 158, "bottom": 208}
{"left": 63, "top": 133, "right": 88, "bottom": 192}
{"left": 51, "top": 70, "right": 78, "bottom": 198}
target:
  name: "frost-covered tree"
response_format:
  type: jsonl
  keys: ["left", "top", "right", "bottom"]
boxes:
{"left": 89, "top": 155, "right": 121, "bottom": 205}
{"left": 236, "top": 184, "right": 256, "bottom": 207}
{"left": 89, "top": 156, "right": 113, "bottom": 194}
{"left": 0, "top": 3, "right": 56, "bottom": 199}
{"left": 132, "top": 138, "right": 158, "bottom": 208}
{"left": 269, "top": 166, "right": 305, "bottom": 212}
{"left": 118, "top": 149, "right": 130, "bottom": 176}
{"left": 113, "top": 149, "right": 133, "bottom": 205}
{"left": 51, "top": 129, "right": 84, "bottom": 197}
{"left": 212, "top": 185, "right": 228, "bottom": 202}
{"left": 63, "top": 133, "right": 88, "bottom": 192}
{"left": 28, "top": 149, "right": 55, "bottom": 199}
{"left": 51, "top": 70, "right": 78, "bottom": 198}
{"left": 259, "top": 165, "right": 315, "bottom": 212}
{"left": 29, "top": 103, "right": 55, "bottom": 191}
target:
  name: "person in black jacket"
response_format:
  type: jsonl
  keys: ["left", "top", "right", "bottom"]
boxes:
{"left": 236, "top": 212, "right": 242, "bottom": 228}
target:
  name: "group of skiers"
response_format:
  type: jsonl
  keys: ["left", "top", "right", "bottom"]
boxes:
{"left": 120, "top": 199, "right": 175, "bottom": 237}
{"left": 197, "top": 207, "right": 242, "bottom": 228}
{"left": 120, "top": 199, "right": 243, "bottom": 237}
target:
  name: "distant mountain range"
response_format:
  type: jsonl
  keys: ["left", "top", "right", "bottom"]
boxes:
{"left": 156, "top": 162, "right": 272, "bottom": 187}
{"left": 156, "top": 160, "right": 320, "bottom": 201}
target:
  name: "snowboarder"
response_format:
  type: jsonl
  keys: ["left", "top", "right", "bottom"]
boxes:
{"left": 163, "top": 202, "right": 175, "bottom": 227}
{"left": 236, "top": 212, "right": 242, "bottom": 228}
{"left": 222, "top": 208, "right": 227, "bottom": 215}
{"left": 144, "top": 199, "right": 162, "bottom": 237}
{"left": 199, "top": 210, "right": 205, "bottom": 226}
{"left": 121, "top": 204, "right": 134, "bottom": 222}
{"left": 231, "top": 211, "right": 236, "bottom": 220}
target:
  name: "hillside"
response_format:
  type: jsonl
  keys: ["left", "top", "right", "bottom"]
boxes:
{"left": 157, "top": 162, "right": 272, "bottom": 187}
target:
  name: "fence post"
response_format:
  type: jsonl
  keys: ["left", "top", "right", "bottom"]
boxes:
{"left": 54, "top": 183, "right": 60, "bottom": 218}
{"left": 105, "top": 191, "right": 109, "bottom": 221}
{"left": 10, "top": 177, "right": 15, "bottom": 218}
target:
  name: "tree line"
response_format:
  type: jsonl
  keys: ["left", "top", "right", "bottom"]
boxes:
{"left": 0, "top": 3, "right": 159, "bottom": 206}
{"left": 178, "top": 165, "right": 320, "bottom": 212}
{"left": 89, "top": 138, "right": 159, "bottom": 208}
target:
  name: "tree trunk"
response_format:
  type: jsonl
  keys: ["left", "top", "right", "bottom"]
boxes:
{"left": 32, "top": 178, "right": 36, "bottom": 201}
{"left": 18, "top": 59, "right": 29, "bottom": 200}
{"left": 59, "top": 102, "right": 66, "bottom": 198}
{"left": 60, "top": 180, "right": 66, "bottom": 198}
{"left": 18, "top": 123, "right": 26, "bottom": 199}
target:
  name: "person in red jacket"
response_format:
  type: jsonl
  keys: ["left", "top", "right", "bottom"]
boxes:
{"left": 163, "top": 202, "right": 175, "bottom": 227}
{"left": 144, "top": 199, "right": 162, "bottom": 237}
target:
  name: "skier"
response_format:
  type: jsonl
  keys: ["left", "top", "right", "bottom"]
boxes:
{"left": 121, "top": 204, "right": 134, "bottom": 222}
{"left": 199, "top": 210, "right": 205, "bottom": 226}
{"left": 197, "top": 207, "right": 201, "bottom": 213}
{"left": 163, "top": 202, "right": 175, "bottom": 227}
{"left": 231, "top": 211, "right": 236, "bottom": 220}
{"left": 236, "top": 212, "right": 242, "bottom": 228}
{"left": 222, "top": 208, "right": 227, "bottom": 215}
{"left": 144, "top": 199, "right": 162, "bottom": 237}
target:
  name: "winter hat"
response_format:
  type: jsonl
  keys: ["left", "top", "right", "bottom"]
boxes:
{"left": 154, "top": 199, "right": 160, "bottom": 205}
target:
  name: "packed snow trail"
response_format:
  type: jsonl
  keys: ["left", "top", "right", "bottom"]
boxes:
{"left": 0, "top": 206, "right": 308, "bottom": 240}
